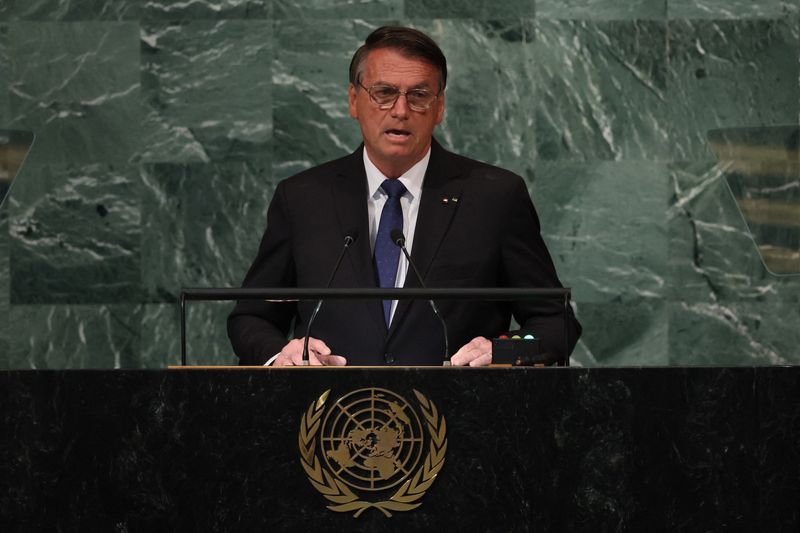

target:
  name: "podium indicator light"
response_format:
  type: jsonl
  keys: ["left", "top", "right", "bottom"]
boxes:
{"left": 523, "top": 334, "right": 535, "bottom": 340}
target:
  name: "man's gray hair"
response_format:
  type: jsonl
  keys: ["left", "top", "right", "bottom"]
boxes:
{"left": 349, "top": 26, "right": 448, "bottom": 92}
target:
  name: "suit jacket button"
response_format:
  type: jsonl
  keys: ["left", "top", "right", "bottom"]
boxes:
{"left": 384, "top": 353, "right": 395, "bottom": 364}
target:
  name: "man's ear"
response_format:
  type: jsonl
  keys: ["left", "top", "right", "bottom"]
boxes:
{"left": 348, "top": 84, "right": 358, "bottom": 119}
{"left": 434, "top": 91, "right": 445, "bottom": 125}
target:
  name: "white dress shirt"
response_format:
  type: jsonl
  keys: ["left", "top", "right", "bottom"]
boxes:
{"left": 364, "top": 146, "right": 430, "bottom": 324}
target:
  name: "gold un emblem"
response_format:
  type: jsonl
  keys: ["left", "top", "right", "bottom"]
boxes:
{"left": 299, "top": 387, "right": 447, "bottom": 517}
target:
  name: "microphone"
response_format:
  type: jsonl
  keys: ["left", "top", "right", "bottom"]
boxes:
{"left": 301, "top": 230, "right": 359, "bottom": 365}
{"left": 390, "top": 229, "right": 451, "bottom": 366}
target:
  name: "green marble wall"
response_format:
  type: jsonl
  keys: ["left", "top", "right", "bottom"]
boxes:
{"left": 1, "top": 0, "right": 798, "bottom": 368}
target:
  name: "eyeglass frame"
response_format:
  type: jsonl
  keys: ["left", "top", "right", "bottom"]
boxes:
{"left": 357, "top": 81, "right": 441, "bottom": 112}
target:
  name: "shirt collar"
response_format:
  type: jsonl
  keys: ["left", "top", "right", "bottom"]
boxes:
{"left": 363, "top": 147, "right": 430, "bottom": 201}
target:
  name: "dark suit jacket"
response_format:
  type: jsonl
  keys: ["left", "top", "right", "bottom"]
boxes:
{"left": 227, "top": 139, "right": 581, "bottom": 366}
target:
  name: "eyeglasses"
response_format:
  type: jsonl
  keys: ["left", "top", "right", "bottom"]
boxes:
{"left": 358, "top": 82, "right": 439, "bottom": 111}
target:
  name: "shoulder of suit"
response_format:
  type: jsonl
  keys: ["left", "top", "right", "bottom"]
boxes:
{"left": 439, "top": 146, "right": 525, "bottom": 189}
{"left": 276, "top": 150, "right": 359, "bottom": 191}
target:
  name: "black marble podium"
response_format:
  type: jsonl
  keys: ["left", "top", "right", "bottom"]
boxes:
{"left": 2, "top": 367, "right": 798, "bottom": 532}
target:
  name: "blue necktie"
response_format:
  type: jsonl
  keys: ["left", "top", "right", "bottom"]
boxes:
{"left": 374, "top": 179, "right": 407, "bottom": 327}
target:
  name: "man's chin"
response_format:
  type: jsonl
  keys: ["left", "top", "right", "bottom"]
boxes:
{"left": 374, "top": 145, "right": 417, "bottom": 162}
{"left": 365, "top": 138, "right": 431, "bottom": 171}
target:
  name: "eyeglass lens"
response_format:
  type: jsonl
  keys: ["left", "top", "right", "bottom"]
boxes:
{"left": 367, "top": 85, "right": 436, "bottom": 110}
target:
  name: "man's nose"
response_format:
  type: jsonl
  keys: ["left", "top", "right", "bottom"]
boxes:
{"left": 390, "top": 93, "right": 410, "bottom": 118}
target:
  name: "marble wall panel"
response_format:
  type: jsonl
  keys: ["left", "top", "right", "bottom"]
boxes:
{"left": 274, "top": 0, "right": 401, "bottom": 19}
{"left": 668, "top": 161, "right": 800, "bottom": 303}
{"left": 0, "top": 25, "right": 8, "bottom": 127}
{"left": 2, "top": 8, "right": 800, "bottom": 368}
{"left": 667, "top": 161, "right": 800, "bottom": 364}
{"left": 533, "top": 161, "right": 668, "bottom": 302}
{"left": 139, "top": 20, "right": 272, "bottom": 164}
{"left": 570, "top": 300, "right": 668, "bottom": 366}
{"left": 404, "top": 0, "right": 535, "bottom": 19}
{"left": 140, "top": 161, "right": 272, "bottom": 303}
{"left": 668, "top": 0, "right": 798, "bottom": 19}
{"left": 537, "top": 0, "right": 667, "bottom": 20}
{"left": 8, "top": 162, "right": 141, "bottom": 304}
{"left": 274, "top": 19, "right": 538, "bottom": 176}
{"left": 1, "top": 24, "right": 13, "bottom": 358}
{"left": 668, "top": 301, "right": 800, "bottom": 365}
{"left": 533, "top": 20, "right": 670, "bottom": 161}
{"left": 142, "top": 0, "right": 270, "bottom": 20}
{"left": 0, "top": 213, "right": 8, "bottom": 363}
{"left": 417, "top": 20, "right": 537, "bottom": 177}
{"left": 668, "top": 161, "right": 766, "bottom": 301}
{"left": 6, "top": 304, "right": 141, "bottom": 368}
{"left": 8, "top": 22, "right": 141, "bottom": 166}
{"left": 0, "top": 0, "right": 140, "bottom": 21}
{"left": 667, "top": 19, "right": 800, "bottom": 160}
{"left": 272, "top": 19, "right": 375, "bottom": 179}
{"left": 140, "top": 303, "right": 241, "bottom": 367}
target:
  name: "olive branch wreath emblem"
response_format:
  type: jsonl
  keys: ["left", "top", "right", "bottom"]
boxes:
{"left": 298, "top": 388, "right": 447, "bottom": 517}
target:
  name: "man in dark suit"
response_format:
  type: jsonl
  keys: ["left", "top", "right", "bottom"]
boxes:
{"left": 228, "top": 26, "right": 580, "bottom": 366}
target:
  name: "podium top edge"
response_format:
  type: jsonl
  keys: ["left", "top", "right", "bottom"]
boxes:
{"left": 179, "top": 287, "right": 572, "bottom": 301}
{"left": 166, "top": 365, "right": 516, "bottom": 369}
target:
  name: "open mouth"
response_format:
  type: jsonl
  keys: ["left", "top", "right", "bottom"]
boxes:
{"left": 385, "top": 129, "right": 411, "bottom": 139}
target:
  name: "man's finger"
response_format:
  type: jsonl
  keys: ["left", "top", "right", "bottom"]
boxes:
{"left": 307, "top": 351, "right": 347, "bottom": 366}
{"left": 289, "top": 350, "right": 308, "bottom": 365}
{"left": 451, "top": 346, "right": 479, "bottom": 366}
{"left": 468, "top": 352, "right": 492, "bottom": 367}
{"left": 306, "top": 338, "right": 331, "bottom": 356}
{"left": 449, "top": 346, "right": 468, "bottom": 366}
{"left": 308, "top": 351, "right": 324, "bottom": 366}
{"left": 319, "top": 354, "right": 347, "bottom": 366}
{"left": 451, "top": 336, "right": 492, "bottom": 366}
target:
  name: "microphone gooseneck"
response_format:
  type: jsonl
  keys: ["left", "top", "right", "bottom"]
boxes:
{"left": 301, "top": 230, "right": 358, "bottom": 365}
{"left": 390, "top": 229, "right": 451, "bottom": 366}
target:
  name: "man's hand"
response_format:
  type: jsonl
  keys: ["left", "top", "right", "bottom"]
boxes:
{"left": 272, "top": 337, "right": 347, "bottom": 366}
{"left": 450, "top": 336, "right": 492, "bottom": 367}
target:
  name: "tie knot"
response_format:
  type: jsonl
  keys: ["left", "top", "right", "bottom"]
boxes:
{"left": 381, "top": 179, "right": 407, "bottom": 199}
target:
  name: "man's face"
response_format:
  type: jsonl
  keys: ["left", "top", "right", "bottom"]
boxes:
{"left": 348, "top": 48, "right": 445, "bottom": 177}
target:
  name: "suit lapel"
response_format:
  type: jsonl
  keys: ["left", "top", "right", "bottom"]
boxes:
{"left": 331, "top": 146, "right": 387, "bottom": 335}
{"left": 388, "top": 139, "right": 464, "bottom": 340}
